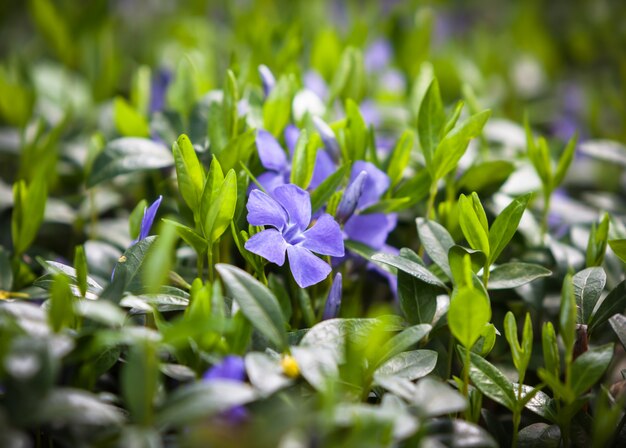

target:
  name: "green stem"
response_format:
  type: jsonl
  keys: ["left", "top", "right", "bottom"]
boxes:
{"left": 446, "top": 335, "right": 454, "bottom": 380}
{"left": 462, "top": 345, "right": 471, "bottom": 398}
{"left": 197, "top": 252, "right": 205, "bottom": 282}
{"left": 425, "top": 182, "right": 438, "bottom": 220}
{"left": 482, "top": 263, "right": 490, "bottom": 289}
{"left": 512, "top": 408, "right": 520, "bottom": 448}
{"left": 540, "top": 189, "right": 552, "bottom": 243}
{"left": 207, "top": 246, "right": 214, "bottom": 283}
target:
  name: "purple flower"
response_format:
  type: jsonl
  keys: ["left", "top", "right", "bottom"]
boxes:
{"left": 131, "top": 195, "right": 163, "bottom": 245}
{"left": 364, "top": 38, "right": 393, "bottom": 73}
{"left": 336, "top": 170, "right": 367, "bottom": 224}
{"left": 322, "top": 273, "right": 342, "bottom": 320}
{"left": 254, "top": 128, "right": 335, "bottom": 193}
{"left": 244, "top": 184, "right": 344, "bottom": 288}
{"left": 203, "top": 355, "right": 246, "bottom": 382}
{"left": 304, "top": 70, "right": 329, "bottom": 101}
{"left": 258, "top": 65, "right": 276, "bottom": 98}
{"left": 149, "top": 69, "right": 172, "bottom": 114}
{"left": 203, "top": 356, "right": 248, "bottom": 423}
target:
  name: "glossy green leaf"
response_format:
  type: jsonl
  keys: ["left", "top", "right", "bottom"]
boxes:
{"left": 487, "top": 193, "right": 531, "bottom": 265}
{"left": 570, "top": 343, "right": 613, "bottom": 396}
{"left": 432, "top": 109, "right": 491, "bottom": 181}
{"left": 374, "top": 349, "right": 438, "bottom": 381}
{"left": 466, "top": 348, "right": 516, "bottom": 411}
{"left": 458, "top": 193, "right": 490, "bottom": 256}
{"left": 142, "top": 222, "right": 178, "bottom": 294}
{"left": 87, "top": 138, "right": 173, "bottom": 187}
{"left": 376, "top": 324, "right": 432, "bottom": 368}
{"left": 215, "top": 264, "right": 288, "bottom": 350}
{"left": 204, "top": 170, "right": 237, "bottom": 243}
{"left": 448, "top": 286, "right": 491, "bottom": 349}
{"left": 609, "top": 314, "right": 626, "bottom": 351}
{"left": 418, "top": 78, "right": 445, "bottom": 168}
{"left": 589, "top": 278, "right": 626, "bottom": 333}
{"left": 371, "top": 252, "right": 447, "bottom": 288}
{"left": 487, "top": 262, "right": 551, "bottom": 290}
{"left": 398, "top": 269, "right": 439, "bottom": 325}
{"left": 517, "top": 423, "right": 560, "bottom": 448}
{"left": 172, "top": 134, "right": 205, "bottom": 211}
{"left": 416, "top": 218, "right": 454, "bottom": 279}
{"left": 572, "top": 267, "right": 606, "bottom": 324}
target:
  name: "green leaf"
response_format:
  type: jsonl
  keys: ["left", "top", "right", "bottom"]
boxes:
{"left": 572, "top": 267, "right": 606, "bottom": 324}
{"left": 487, "top": 262, "right": 551, "bottom": 290}
{"left": 487, "top": 193, "right": 531, "bottom": 266}
{"left": 466, "top": 348, "right": 516, "bottom": 411}
{"left": 109, "top": 236, "right": 157, "bottom": 296}
{"left": 457, "top": 161, "right": 515, "bottom": 195}
{"left": 416, "top": 218, "right": 454, "bottom": 279}
{"left": 418, "top": 78, "right": 445, "bottom": 168}
{"left": 223, "top": 69, "right": 239, "bottom": 138}
{"left": 609, "top": 239, "right": 626, "bottom": 263}
{"left": 448, "top": 286, "right": 491, "bottom": 349}
{"left": 215, "top": 264, "right": 288, "bottom": 350}
{"left": 0, "top": 246, "right": 13, "bottom": 290}
{"left": 398, "top": 269, "right": 439, "bottom": 326}
{"left": 122, "top": 341, "right": 159, "bottom": 425}
{"left": 517, "top": 423, "right": 561, "bottom": 447}
{"left": 458, "top": 193, "right": 490, "bottom": 256}
{"left": 376, "top": 324, "right": 432, "bottom": 368}
{"left": 48, "top": 274, "right": 75, "bottom": 332}
{"left": 129, "top": 199, "right": 147, "bottom": 241}
{"left": 310, "top": 165, "right": 348, "bottom": 213}
{"left": 74, "top": 245, "right": 88, "bottom": 298}
{"left": 263, "top": 75, "right": 293, "bottom": 137}
{"left": 172, "top": 134, "right": 205, "bottom": 211}
{"left": 344, "top": 99, "right": 368, "bottom": 162}
{"left": 559, "top": 275, "right": 577, "bottom": 361}
{"left": 11, "top": 177, "right": 47, "bottom": 256}
{"left": 448, "top": 246, "right": 486, "bottom": 286}
{"left": 204, "top": 170, "right": 237, "bottom": 243}
{"left": 569, "top": 343, "right": 613, "bottom": 396}
{"left": 374, "top": 349, "right": 438, "bottom": 381}
{"left": 432, "top": 109, "right": 491, "bottom": 181}
{"left": 371, "top": 252, "right": 447, "bottom": 289}
{"left": 37, "top": 388, "right": 124, "bottom": 427}
{"left": 200, "top": 157, "right": 225, "bottom": 230}
{"left": 553, "top": 133, "right": 578, "bottom": 188}
{"left": 162, "top": 219, "right": 207, "bottom": 255}
{"left": 589, "top": 278, "right": 626, "bottom": 333}
{"left": 216, "top": 129, "right": 256, "bottom": 174}
{"left": 113, "top": 97, "right": 149, "bottom": 137}
{"left": 541, "top": 322, "right": 560, "bottom": 380}
{"left": 290, "top": 130, "right": 317, "bottom": 189}
{"left": 87, "top": 138, "right": 173, "bottom": 187}
{"left": 504, "top": 312, "right": 532, "bottom": 381}
{"left": 393, "top": 169, "right": 431, "bottom": 206}
{"left": 387, "top": 130, "right": 415, "bottom": 189}
{"left": 609, "top": 314, "right": 626, "bottom": 351}
{"left": 586, "top": 213, "right": 610, "bottom": 267}
{"left": 142, "top": 222, "right": 179, "bottom": 294}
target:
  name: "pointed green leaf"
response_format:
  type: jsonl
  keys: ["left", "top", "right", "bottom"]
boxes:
{"left": 609, "top": 239, "right": 626, "bottom": 263}
{"left": 487, "top": 262, "right": 551, "bottom": 290}
{"left": 387, "top": 129, "right": 415, "bottom": 189}
{"left": 553, "top": 133, "right": 578, "bottom": 188}
{"left": 204, "top": 170, "right": 237, "bottom": 243}
{"left": 466, "top": 348, "right": 516, "bottom": 411}
{"left": 310, "top": 165, "right": 348, "bottom": 213}
{"left": 448, "top": 286, "right": 491, "bottom": 349}
{"left": 290, "top": 130, "right": 318, "bottom": 189}
{"left": 570, "top": 343, "right": 613, "bottom": 396}
{"left": 418, "top": 78, "right": 445, "bottom": 169}
{"left": 371, "top": 252, "right": 446, "bottom": 288}
{"left": 172, "top": 134, "right": 205, "bottom": 211}
{"left": 458, "top": 193, "right": 490, "bottom": 256}
{"left": 416, "top": 218, "right": 454, "bottom": 279}
{"left": 376, "top": 324, "right": 432, "bottom": 368}
{"left": 589, "top": 278, "right": 626, "bottom": 333}
{"left": 488, "top": 193, "right": 531, "bottom": 266}
{"left": 162, "top": 219, "right": 207, "bottom": 255}
{"left": 572, "top": 267, "right": 606, "bottom": 324}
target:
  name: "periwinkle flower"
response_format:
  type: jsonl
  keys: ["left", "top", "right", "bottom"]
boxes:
{"left": 322, "top": 273, "right": 342, "bottom": 320}
{"left": 255, "top": 128, "right": 335, "bottom": 194}
{"left": 149, "top": 69, "right": 172, "bottom": 114}
{"left": 203, "top": 356, "right": 248, "bottom": 423}
{"left": 336, "top": 171, "right": 367, "bottom": 224}
{"left": 244, "top": 184, "right": 344, "bottom": 288}
{"left": 364, "top": 38, "right": 393, "bottom": 73}
{"left": 258, "top": 64, "right": 276, "bottom": 98}
{"left": 131, "top": 195, "right": 163, "bottom": 245}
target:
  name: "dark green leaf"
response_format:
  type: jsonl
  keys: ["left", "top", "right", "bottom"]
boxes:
{"left": 0, "top": 246, "right": 12, "bottom": 290}
{"left": 589, "top": 278, "right": 626, "bottom": 333}
{"left": 310, "top": 165, "right": 348, "bottom": 213}
{"left": 488, "top": 262, "right": 551, "bottom": 290}
{"left": 371, "top": 252, "right": 447, "bottom": 288}
{"left": 216, "top": 264, "right": 288, "bottom": 350}
{"left": 467, "top": 349, "right": 516, "bottom": 411}
{"left": 87, "top": 138, "right": 173, "bottom": 187}
{"left": 609, "top": 314, "right": 626, "bottom": 351}
{"left": 374, "top": 349, "right": 438, "bottom": 381}
{"left": 518, "top": 423, "right": 560, "bottom": 448}
{"left": 572, "top": 267, "right": 606, "bottom": 324}
{"left": 398, "top": 270, "right": 439, "bottom": 325}
{"left": 570, "top": 343, "right": 614, "bottom": 396}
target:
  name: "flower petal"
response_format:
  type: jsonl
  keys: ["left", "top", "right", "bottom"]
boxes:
{"left": 351, "top": 161, "right": 390, "bottom": 208}
{"left": 309, "top": 149, "right": 336, "bottom": 189}
{"left": 256, "top": 170, "right": 288, "bottom": 194}
{"left": 137, "top": 195, "right": 163, "bottom": 242}
{"left": 322, "top": 273, "right": 342, "bottom": 320}
{"left": 257, "top": 130, "right": 288, "bottom": 171}
{"left": 246, "top": 189, "right": 288, "bottom": 230}
{"left": 286, "top": 245, "right": 331, "bottom": 288}
{"left": 244, "top": 229, "right": 287, "bottom": 266}
{"left": 203, "top": 355, "right": 246, "bottom": 382}
{"left": 284, "top": 125, "right": 300, "bottom": 157}
{"left": 258, "top": 65, "right": 275, "bottom": 98}
{"left": 343, "top": 213, "right": 396, "bottom": 250}
{"left": 335, "top": 171, "right": 367, "bottom": 224}
{"left": 273, "top": 184, "right": 311, "bottom": 231}
{"left": 301, "top": 213, "right": 345, "bottom": 257}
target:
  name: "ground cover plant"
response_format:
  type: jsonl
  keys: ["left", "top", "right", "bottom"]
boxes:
{"left": 1, "top": 0, "right": 626, "bottom": 446}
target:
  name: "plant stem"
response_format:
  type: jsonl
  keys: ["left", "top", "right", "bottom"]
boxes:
{"left": 463, "top": 345, "right": 471, "bottom": 398}
{"left": 540, "top": 189, "right": 552, "bottom": 242}
{"left": 425, "top": 182, "right": 438, "bottom": 220}
{"left": 207, "top": 246, "right": 214, "bottom": 282}
{"left": 482, "top": 263, "right": 490, "bottom": 289}
{"left": 512, "top": 408, "right": 520, "bottom": 448}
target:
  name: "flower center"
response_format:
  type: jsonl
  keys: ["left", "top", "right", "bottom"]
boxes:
{"left": 283, "top": 223, "right": 305, "bottom": 245}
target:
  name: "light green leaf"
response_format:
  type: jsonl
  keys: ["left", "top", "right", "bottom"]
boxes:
{"left": 553, "top": 133, "right": 578, "bottom": 188}
{"left": 418, "top": 78, "right": 445, "bottom": 168}
{"left": 609, "top": 239, "right": 626, "bottom": 263}
{"left": 487, "top": 193, "right": 531, "bottom": 266}
{"left": 162, "top": 219, "right": 207, "bottom": 255}
{"left": 458, "top": 193, "right": 490, "bottom": 256}
{"left": 113, "top": 97, "right": 149, "bottom": 137}
{"left": 204, "top": 170, "right": 237, "bottom": 243}
{"left": 448, "top": 286, "right": 491, "bottom": 349}
{"left": 387, "top": 130, "right": 415, "bottom": 189}
{"left": 172, "top": 134, "right": 205, "bottom": 211}
{"left": 290, "top": 130, "right": 317, "bottom": 189}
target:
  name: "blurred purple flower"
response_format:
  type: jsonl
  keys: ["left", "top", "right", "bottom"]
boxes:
{"left": 244, "top": 184, "right": 344, "bottom": 288}
{"left": 258, "top": 65, "right": 276, "bottom": 98}
{"left": 359, "top": 100, "right": 381, "bottom": 128}
{"left": 149, "top": 69, "right": 172, "bottom": 114}
{"left": 365, "top": 39, "right": 393, "bottom": 73}
{"left": 322, "top": 273, "right": 342, "bottom": 320}
{"left": 254, "top": 128, "right": 335, "bottom": 193}
{"left": 131, "top": 195, "right": 163, "bottom": 245}
{"left": 304, "top": 70, "right": 329, "bottom": 101}
{"left": 203, "top": 356, "right": 248, "bottom": 423}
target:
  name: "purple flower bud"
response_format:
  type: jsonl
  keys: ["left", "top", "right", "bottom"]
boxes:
{"left": 150, "top": 68, "right": 172, "bottom": 114}
{"left": 258, "top": 65, "right": 276, "bottom": 98}
{"left": 336, "top": 171, "right": 367, "bottom": 224}
{"left": 313, "top": 116, "right": 341, "bottom": 163}
{"left": 132, "top": 195, "right": 163, "bottom": 245}
{"left": 322, "top": 273, "right": 342, "bottom": 320}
